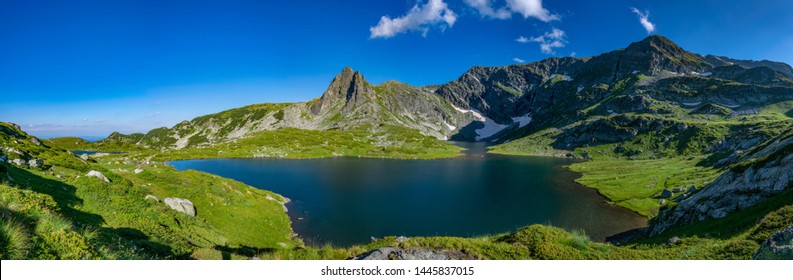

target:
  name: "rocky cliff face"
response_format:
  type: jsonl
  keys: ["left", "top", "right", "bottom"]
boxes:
{"left": 310, "top": 67, "right": 377, "bottom": 115}
{"left": 649, "top": 132, "right": 793, "bottom": 235}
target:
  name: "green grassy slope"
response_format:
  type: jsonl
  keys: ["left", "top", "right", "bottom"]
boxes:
{"left": 1, "top": 122, "right": 296, "bottom": 259}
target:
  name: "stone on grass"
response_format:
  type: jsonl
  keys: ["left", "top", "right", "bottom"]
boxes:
{"left": 86, "top": 170, "right": 110, "bottom": 183}
{"left": 28, "top": 159, "right": 44, "bottom": 168}
{"left": 164, "top": 197, "right": 196, "bottom": 216}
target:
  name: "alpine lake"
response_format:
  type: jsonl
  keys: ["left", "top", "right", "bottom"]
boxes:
{"left": 171, "top": 142, "right": 647, "bottom": 246}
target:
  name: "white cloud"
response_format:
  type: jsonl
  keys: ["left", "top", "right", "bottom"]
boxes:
{"left": 464, "top": 0, "right": 559, "bottom": 22}
{"left": 506, "top": 0, "right": 559, "bottom": 22}
{"left": 513, "top": 57, "right": 526, "bottom": 63}
{"left": 569, "top": 51, "right": 576, "bottom": 57}
{"left": 370, "top": 0, "right": 458, "bottom": 39}
{"left": 516, "top": 36, "right": 529, "bottom": 43}
{"left": 465, "top": 0, "right": 511, "bottom": 19}
{"left": 528, "top": 27, "right": 567, "bottom": 54}
{"left": 630, "top": 7, "right": 656, "bottom": 34}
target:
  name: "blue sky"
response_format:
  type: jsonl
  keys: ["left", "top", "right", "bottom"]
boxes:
{"left": 1, "top": 0, "right": 792, "bottom": 139}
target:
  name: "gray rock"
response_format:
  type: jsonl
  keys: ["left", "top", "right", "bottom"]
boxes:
{"left": 86, "top": 170, "right": 110, "bottom": 183}
{"left": 11, "top": 158, "right": 26, "bottom": 167}
{"left": 667, "top": 236, "right": 681, "bottom": 246}
{"left": 28, "top": 159, "right": 44, "bottom": 168}
{"left": 753, "top": 226, "right": 793, "bottom": 260}
{"left": 134, "top": 168, "right": 143, "bottom": 174}
{"left": 672, "top": 188, "right": 684, "bottom": 193}
{"left": 396, "top": 236, "right": 409, "bottom": 243}
{"left": 29, "top": 137, "right": 41, "bottom": 146}
{"left": 0, "top": 154, "right": 7, "bottom": 162}
{"left": 658, "top": 199, "right": 666, "bottom": 205}
{"left": 354, "top": 247, "right": 467, "bottom": 260}
{"left": 7, "top": 147, "right": 23, "bottom": 156}
{"left": 687, "top": 186, "right": 697, "bottom": 193}
{"left": 80, "top": 154, "right": 90, "bottom": 160}
{"left": 659, "top": 189, "right": 673, "bottom": 198}
{"left": 164, "top": 197, "right": 196, "bottom": 216}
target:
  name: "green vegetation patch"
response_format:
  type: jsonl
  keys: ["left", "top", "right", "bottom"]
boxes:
{"left": 568, "top": 157, "right": 722, "bottom": 217}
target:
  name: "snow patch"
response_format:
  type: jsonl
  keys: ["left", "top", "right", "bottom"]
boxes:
{"left": 511, "top": 114, "right": 532, "bottom": 128}
{"left": 699, "top": 72, "right": 712, "bottom": 77}
{"left": 452, "top": 105, "right": 486, "bottom": 121}
{"left": 577, "top": 86, "right": 584, "bottom": 93}
{"left": 682, "top": 102, "right": 701, "bottom": 106}
{"left": 719, "top": 103, "right": 740, "bottom": 109}
{"left": 632, "top": 70, "right": 640, "bottom": 74}
{"left": 475, "top": 119, "right": 509, "bottom": 141}
{"left": 443, "top": 121, "right": 456, "bottom": 131}
{"left": 452, "top": 104, "right": 510, "bottom": 140}
{"left": 549, "top": 74, "right": 573, "bottom": 81}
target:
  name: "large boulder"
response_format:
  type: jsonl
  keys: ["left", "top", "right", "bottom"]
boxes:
{"left": 86, "top": 170, "right": 110, "bottom": 183}
{"left": 753, "top": 226, "right": 793, "bottom": 260}
{"left": 164, "top": 198, "right": 196, "bottom": 216}
{"left": 11, "top": 158, "right": 26, "bottom": 167}
{"left": 28, "top": 159, "right": 44, "bottom": 169}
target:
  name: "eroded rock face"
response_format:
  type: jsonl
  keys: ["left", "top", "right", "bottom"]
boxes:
{"left": 164, "top": 197, "right": 196, "bottom": 216}
{"left": 354, "top": 247, "right": 471, "bottom": 260}
{"left": 753, "top": 226, "right": 793, "bottom": 260}
{"left": 650, "top": 137, "right": 793, "bottom": 235}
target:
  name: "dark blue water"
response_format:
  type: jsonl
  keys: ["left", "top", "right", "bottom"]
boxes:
{"left": 171, "top": 143, "right": 646, "bottom": 246}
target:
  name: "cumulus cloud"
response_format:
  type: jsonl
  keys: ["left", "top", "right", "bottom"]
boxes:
{"left": 630, "top": 7, "right": 656, "bottom": 34}
{"left": 515, "top": 36, "right": 529, "bottom": 43}
{"left": 528, "top": 27, "right": 567, "bottom": 54}
{"left": 513, "top": 57, "right": 526, "bottom": 63}
{"left": 506, "top": 0, "right": 559, "bottom": 21}
{"left": 464, "top": 0, "right": 511, "bottom": 19}
{"left": 464, "top": 0, "right": 558, "bottom": 22}
{"left": 370, "top": 0, "right": 458, "bottom": 39}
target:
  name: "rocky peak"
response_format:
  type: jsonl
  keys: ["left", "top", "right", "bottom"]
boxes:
{"left": 310, "top": 67, "right": 376, "bottom": 115}
{"left": 705, "top": 55, "right": 793, "bottom": 79}
{"left": 618, "top": 35, "right": 711, "bottom": 75}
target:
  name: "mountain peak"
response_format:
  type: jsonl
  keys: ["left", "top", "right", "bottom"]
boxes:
{"left": 619, "top": 35, "right": 711, "bottom": 75}
{"left": 310, "top": 67, "right": 376, "bottom": 115}
{"left": 626, "top": 35, "right": 683, "bottom": 54}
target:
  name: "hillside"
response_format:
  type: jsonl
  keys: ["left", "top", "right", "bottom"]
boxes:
{"left": 4, "top": 122, "right": 791, "bottom": 259}
{"left": 35, "top": 35, "right": 793, "bottom": 258}
{"left": 1, "top": 122, "right": 295, "bottom": 259}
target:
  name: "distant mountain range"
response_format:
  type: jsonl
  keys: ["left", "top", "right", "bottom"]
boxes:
{"left": 95, "top": 35, "right": 792, "bottom": 150}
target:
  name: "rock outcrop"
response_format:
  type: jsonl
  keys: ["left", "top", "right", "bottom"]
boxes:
{"left": 753, "top": 226, "right": 793, "bottom": 260}
{"left": 86, "top": 170, "right": 110, "bottom": 183}
{"left": 28, "top": 159, "right": 43, "bottom": 169}
{"left": 650, "top": 135, "right": 793, "bottom": 235}
{"left": 164, "top": 197, "right": 196, "bottom": 216}
{"left": 354, "top": 247, "right": 471, "bottom": 260}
